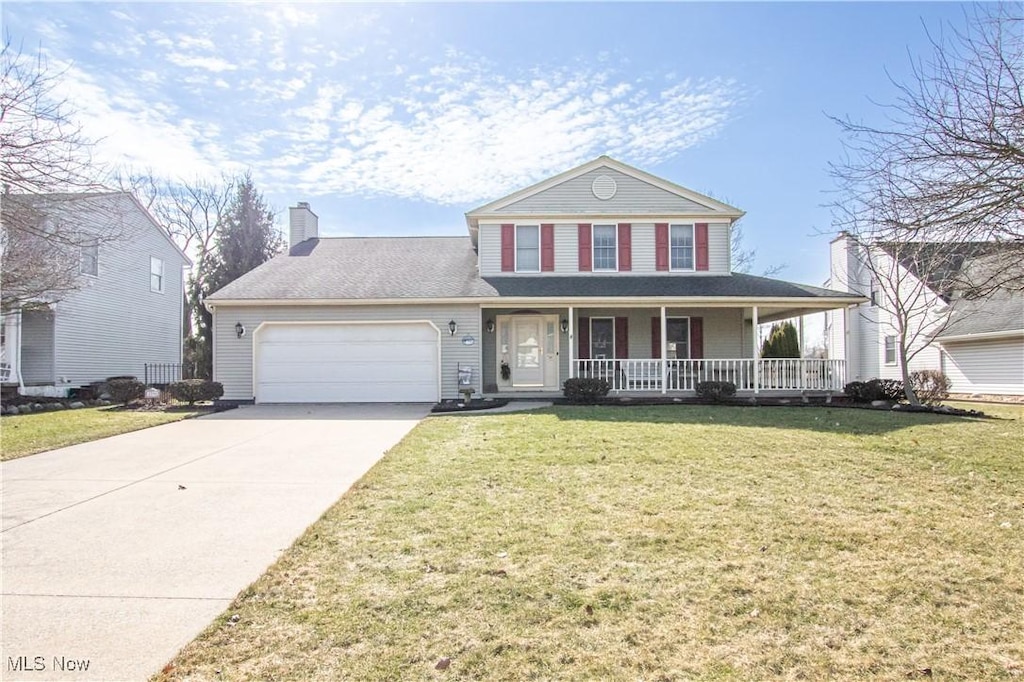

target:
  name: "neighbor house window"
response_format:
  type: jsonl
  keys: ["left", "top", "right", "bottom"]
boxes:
{"left": 150, "top": 256, "right": 164, "bottom": 293}
{"left": 884, "top": 336, "right": 897, "bottom": 365}
{"left": 80, "top": 243, "right": 98, "bottom": 276}
{"left": 590, "top": 318, "right": 615, "bottom": 359}
{"left": 670, "top": 224, "right": 694, "bottom": 270}
{"left": 592, "top": 224, "right": 617, "bottom": 271}
{"left": 516, "top": 225, "right": 539, "bottom": 272}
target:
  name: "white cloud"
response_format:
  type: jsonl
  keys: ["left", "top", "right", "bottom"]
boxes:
{"left": 166, "top": 53, "right": 239, "bottom": 72}
{"left": 270, "top": 62, "right": 743, "bottom": 205}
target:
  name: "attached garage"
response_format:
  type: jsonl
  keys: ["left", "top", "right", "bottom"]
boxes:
{"left": 254, "top": 322, "right": 440, "bottom": 403}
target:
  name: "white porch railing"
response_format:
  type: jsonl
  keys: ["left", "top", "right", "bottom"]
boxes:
{"left": 573, "top": 358, "right": 845, "bottom": 393}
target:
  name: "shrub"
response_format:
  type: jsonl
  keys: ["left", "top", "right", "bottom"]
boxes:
{"left": 167, "top": 379, "right": 224, "bottom": 406}
{"left": 695, "top": 380, "right": 737, "bottom": 402}
{"left": 845, "top": 379, "right": 904, "bottom": 403}
{"left": 877, "top": 378, "right": 906, "bottom": 402}
{"left": 910, "top": 369, "right": 951, "bottom": 406}
{"left": 105, "top": 378, "right": 145, "bottom": 406}
{"left": 563, "top": 377, "right": 610, "bottom": 404}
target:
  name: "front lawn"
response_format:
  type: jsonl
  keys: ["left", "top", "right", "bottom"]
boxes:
{"left": 157, "top": 404, "right": 1023, "bottom": 681}
{"left": 1, "top": 406, "right": 203, "bottom": 461}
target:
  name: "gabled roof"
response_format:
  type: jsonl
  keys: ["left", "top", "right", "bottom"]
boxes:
{"left": 5, "top": 191, "right": 191, "bottom": 266}
{"left": 464, "top": 156, "right": 744, "bottom": 236}
{"left": 876, "top": 241, "right": 997, "bottom": 301}
{"left": 206, "top": 236, "right": 862, "bottom": 305}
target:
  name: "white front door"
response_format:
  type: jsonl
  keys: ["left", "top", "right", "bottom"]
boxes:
{"left": 510, "top": 315, "right": 559, "bottom": 389}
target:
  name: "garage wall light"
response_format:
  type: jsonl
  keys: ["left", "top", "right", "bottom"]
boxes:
{"left": 235, "top": 322, "right": 245, "bottom": 338}
{"left": 486, "top": 319, "right": 495, "bottom": 333}
{"left": 448, "top": 320, "right": 458, "bottom": 336}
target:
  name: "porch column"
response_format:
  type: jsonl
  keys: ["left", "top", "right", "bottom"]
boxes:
{"left": 752, "top": 305, "right": 760, "bottom": 395}
{"left": 567, "top": 306, "right": 574, "bottom": 379}
{"left": 660, "top": 306, "right": 667, "bottom": 395}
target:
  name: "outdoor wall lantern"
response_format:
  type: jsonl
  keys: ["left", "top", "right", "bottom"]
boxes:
{"left": 448, "top": 320, "right": 458, "bottom": 336}
{"left": 486, "top": 319, "right": 496, "bottom": 333}
{"left": 235, "top": 322, "right": 246, "bottom": 338}
{"left": 560, "top": 318, "right": 569, "bottom": 333}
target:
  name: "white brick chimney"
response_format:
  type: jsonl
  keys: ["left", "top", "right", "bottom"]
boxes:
{"left": 289, "top": 202, "right": 319, "bottom": 249}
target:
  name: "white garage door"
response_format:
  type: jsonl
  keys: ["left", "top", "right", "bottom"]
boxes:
{"left": 255, "top": 323, "right": 440, "bottom": 403}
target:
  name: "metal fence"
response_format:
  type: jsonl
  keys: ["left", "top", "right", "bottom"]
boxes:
{"left": 144, "top": 363, "right": 194, "bottom": 386}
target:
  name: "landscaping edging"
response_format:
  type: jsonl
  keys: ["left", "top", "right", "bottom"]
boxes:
{"left": 432, "top": 398, "right": 511, "bottom": 414}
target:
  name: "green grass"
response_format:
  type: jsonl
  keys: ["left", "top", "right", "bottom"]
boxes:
{"left": 157, "top": 404, "right": 1023, "bottom": 681}
{"left": 1, "top": 406, "right": 203, "bottom": 461}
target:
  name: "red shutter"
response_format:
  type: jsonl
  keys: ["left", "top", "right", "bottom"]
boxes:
{"left": 695, "top": 223, "right": 709, "bottom": 271}
{"left": 615, "top": 317, "right": 628, "bottom": 359}
{"left": 618, "top": 223, "right": 631, "bottom": 271}
{"left": 501, "top": 224, "right": 514, "bottom": 272}
{"left": 578, "top": 223, "right": 592, "bottom": 272}
{"left": 655, "top": 223, "right": 669, "bottom": 271}
{"left": 578, "top": 317, "right": 590, "bottom": 359}
{"left": 541, "top": 224, "right": 555, "bottom": 271}
{"left": 690, "top": 317, "right": 704, "bottom": 359}
{"left": 651, "top": 317, "right": 661, "bottom": 357}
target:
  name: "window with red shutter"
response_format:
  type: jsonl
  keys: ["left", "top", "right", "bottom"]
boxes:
{"left": 578, "top": 224, "right": 592, "bottom": 272}
{"left": 695, "top": 223, "right": 709, "bottom": 271}
{"left": 618, "top": 223, "right": 631, "bottom": 271}
{"left": 500, "top": 224, "right": 514, "bottom": 272}
{"left": 655, "top": 223, "right": 669, "bottom": 271}
{"left": 541, "top": 224, "right": 555, "bottom": 271}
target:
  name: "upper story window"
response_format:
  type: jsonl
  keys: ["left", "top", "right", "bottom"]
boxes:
{"left": 80, "top": 243, "right": 98, "bottom": 276}
{"left": 670, "top": 224, "right": 694, "bottom": 270}
{"left": 516, "top": 225, "right": 539, "bottom": 272}
{"left": 592, "top": 224, "right": 617, "bottom": 271}
{"left": 150, "top": 256, "right": 165, "bottom": 293}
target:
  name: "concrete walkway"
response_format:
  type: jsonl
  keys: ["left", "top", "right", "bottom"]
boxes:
{"left": 1, "top": 404, "right": 429, "bottom": 681}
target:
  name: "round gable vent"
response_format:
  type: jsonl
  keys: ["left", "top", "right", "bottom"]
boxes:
{"left": 591, "top": 175, "right": 617, "bottom": 200}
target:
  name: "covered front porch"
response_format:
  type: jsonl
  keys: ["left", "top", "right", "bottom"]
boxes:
{"left": 479, "top": 303, "right": 847, "bottom": 396}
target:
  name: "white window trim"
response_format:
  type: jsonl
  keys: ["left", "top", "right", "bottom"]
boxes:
{"left": 590, "top": 317, "right": 616, "bottom": 359}
{"left": 514, "top": 224, "right": 540, "bottom": 273}
{"left": 592, "top": 224, "right": 618, "bottom": 272}
{"left": 669, "top": 223, "right": 695, "bottom": 272}
{"left": 150, "top": 256, "right": 165, "bottom": 294}
{"left": 884, "top": 335, "right": 897, "bottom": 365}
{"left": 666, "top": 316, "right": 691, "bottom": 360}
{"left": 80, "top": 242, "right": 99, "bottom": 278}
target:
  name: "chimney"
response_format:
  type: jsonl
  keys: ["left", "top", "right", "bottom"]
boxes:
{"left": 289, "top": 202, "right": 319, "bottom": 250}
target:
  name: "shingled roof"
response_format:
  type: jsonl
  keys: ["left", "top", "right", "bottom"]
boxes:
{"left": 207, "top": 236, "right": 861, "bottom": 302}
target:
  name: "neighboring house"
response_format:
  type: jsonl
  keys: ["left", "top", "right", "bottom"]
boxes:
{"left": 0, "top": 192, "right": 191, "bottom": 396}
{"left": 825, "top": 232, "right": 1024, "bottom": 396}
{"left": 206, "top": 156, "right": 864, "bottom": 404}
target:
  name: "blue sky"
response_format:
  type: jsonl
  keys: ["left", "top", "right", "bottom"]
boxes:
{"left": 4, "top": 2, "right": 976, "bottom": 287}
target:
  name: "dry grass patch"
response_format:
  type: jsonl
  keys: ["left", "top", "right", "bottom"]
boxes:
{"left": 156, "top": 405, "right": 1023, "bottom": 681}
{"left": 1, "top": 406, "right": 203, "bottom": 460}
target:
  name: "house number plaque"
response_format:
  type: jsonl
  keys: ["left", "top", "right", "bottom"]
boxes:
{"left": 461, "top": 335, "right": 475, "bottom": 346}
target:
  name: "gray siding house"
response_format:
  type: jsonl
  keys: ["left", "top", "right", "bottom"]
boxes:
{"left": 206, "top": 156, "right": 864, "bottom": 403}
{"left": 1, "top": 193, "right": 190, "bottom": 396}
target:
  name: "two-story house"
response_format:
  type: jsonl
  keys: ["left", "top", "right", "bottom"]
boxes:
{"left": 205, "top": 156, "right": 863, "bottom": 403}
{"left": 1, "top": 192, "right": 191, "bottom": 396}
{"left": 825, "top": 232, "right": 1024, "bottom": 396}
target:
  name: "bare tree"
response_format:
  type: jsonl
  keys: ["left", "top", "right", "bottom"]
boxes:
{"left": 730, "top": 219, "right": 785, "bottom": 277}
{"left": 839, "top": 232, "right": 970, "bottom": 405}
{"left": 829, "top": 6, "right": 1024, "bottom": 296}
{"left": 0, "top": 38, "right": 121, "bottom": 312}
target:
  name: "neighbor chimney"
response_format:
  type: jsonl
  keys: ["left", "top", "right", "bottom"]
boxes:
{"left": 289, "top": 202, "right": 319, "bottom": 250}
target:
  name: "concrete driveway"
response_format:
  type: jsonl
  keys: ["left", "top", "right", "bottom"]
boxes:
{"left": 1, "top": 403, "right": 429, "bottom": 681}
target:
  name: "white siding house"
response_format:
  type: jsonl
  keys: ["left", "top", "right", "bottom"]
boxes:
{"left": 1, "top": 193, "right": 190, "bottom": 395}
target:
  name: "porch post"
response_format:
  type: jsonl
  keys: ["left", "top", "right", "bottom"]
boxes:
{"left": 568, "top": 306, "right": 575, "bottom": 379}
{"left": 660, "top": 306, "right": 667, "bottom": 395}
{"left": 752, "top": 305, "right": 760, "bottom": 395}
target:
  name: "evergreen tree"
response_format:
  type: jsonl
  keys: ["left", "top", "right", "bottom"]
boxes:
{"left": 194, "top": 173, "right": 282, "bottom": 377}
{"left": 760, "top": 321, "right": 801, "bottom": 358}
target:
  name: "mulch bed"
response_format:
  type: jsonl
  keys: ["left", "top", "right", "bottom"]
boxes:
{"left": 432, "top": 398, "right": 511, "bottom": 413}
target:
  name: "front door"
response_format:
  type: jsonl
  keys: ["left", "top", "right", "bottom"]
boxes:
{"left": 509, "top": 315, "right": 559, "bottom": 388}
